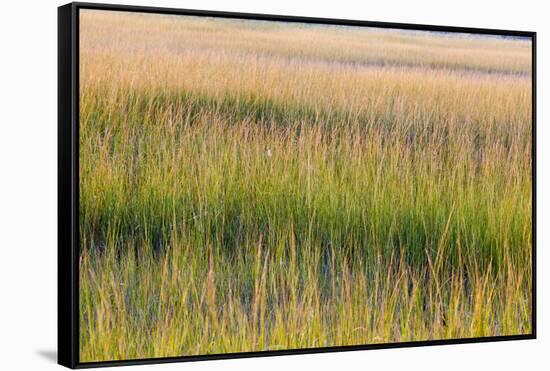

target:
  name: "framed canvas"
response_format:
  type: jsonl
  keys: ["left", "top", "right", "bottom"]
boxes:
{"left": 58, "top": 2, "right": 537, "bottom": 368}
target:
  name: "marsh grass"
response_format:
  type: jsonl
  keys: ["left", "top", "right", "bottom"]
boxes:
{"left": 79, "top": 10, "right": 532, "bottom": 361}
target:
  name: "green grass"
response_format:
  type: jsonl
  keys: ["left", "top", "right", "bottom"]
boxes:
{"left": 79, "top": 11, "right": 532, "bottom": 362}
{"left": 79, "top": 87, "right": 532, "bottom": 360}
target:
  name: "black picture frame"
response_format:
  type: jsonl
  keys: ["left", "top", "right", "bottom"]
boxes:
{"left": 58, "top": 2, "right": 537, "bottom": 368}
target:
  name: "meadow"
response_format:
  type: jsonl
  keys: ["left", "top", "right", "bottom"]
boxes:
{"left": 79, "top": 10, "right": 533, "bottom": 361}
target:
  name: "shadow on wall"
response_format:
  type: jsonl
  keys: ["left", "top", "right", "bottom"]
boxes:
{"left": 36, "top": 350, "right": 57, "bottom": 363}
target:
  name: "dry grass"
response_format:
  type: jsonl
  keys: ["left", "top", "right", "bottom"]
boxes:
{"left": 79, "top": 10, "right": 532, "bottom": 362}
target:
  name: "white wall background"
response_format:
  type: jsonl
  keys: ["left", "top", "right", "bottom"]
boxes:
{"left": 0, "top": 0, "right": 546, "bottom": 369}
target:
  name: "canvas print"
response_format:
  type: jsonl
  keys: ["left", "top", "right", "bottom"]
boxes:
{"left": 78, "top": 9, "right": 533, "bottom": 362}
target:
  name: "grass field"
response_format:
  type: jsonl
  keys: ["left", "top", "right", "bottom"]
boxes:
{"left": 79, "top": 10, "right": 533, "bottom": 362}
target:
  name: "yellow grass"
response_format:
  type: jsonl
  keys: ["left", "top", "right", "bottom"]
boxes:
{"left": 79, "top": 10, "right": 532, "bottom": 362}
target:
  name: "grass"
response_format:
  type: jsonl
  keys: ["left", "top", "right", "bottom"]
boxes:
{"left": 79, "top": 10, "right": 533, "bottom": 362}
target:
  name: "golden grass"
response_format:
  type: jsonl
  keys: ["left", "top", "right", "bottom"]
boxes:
{"left": 79, "top": 10, "right": 532, "bottom": 362}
